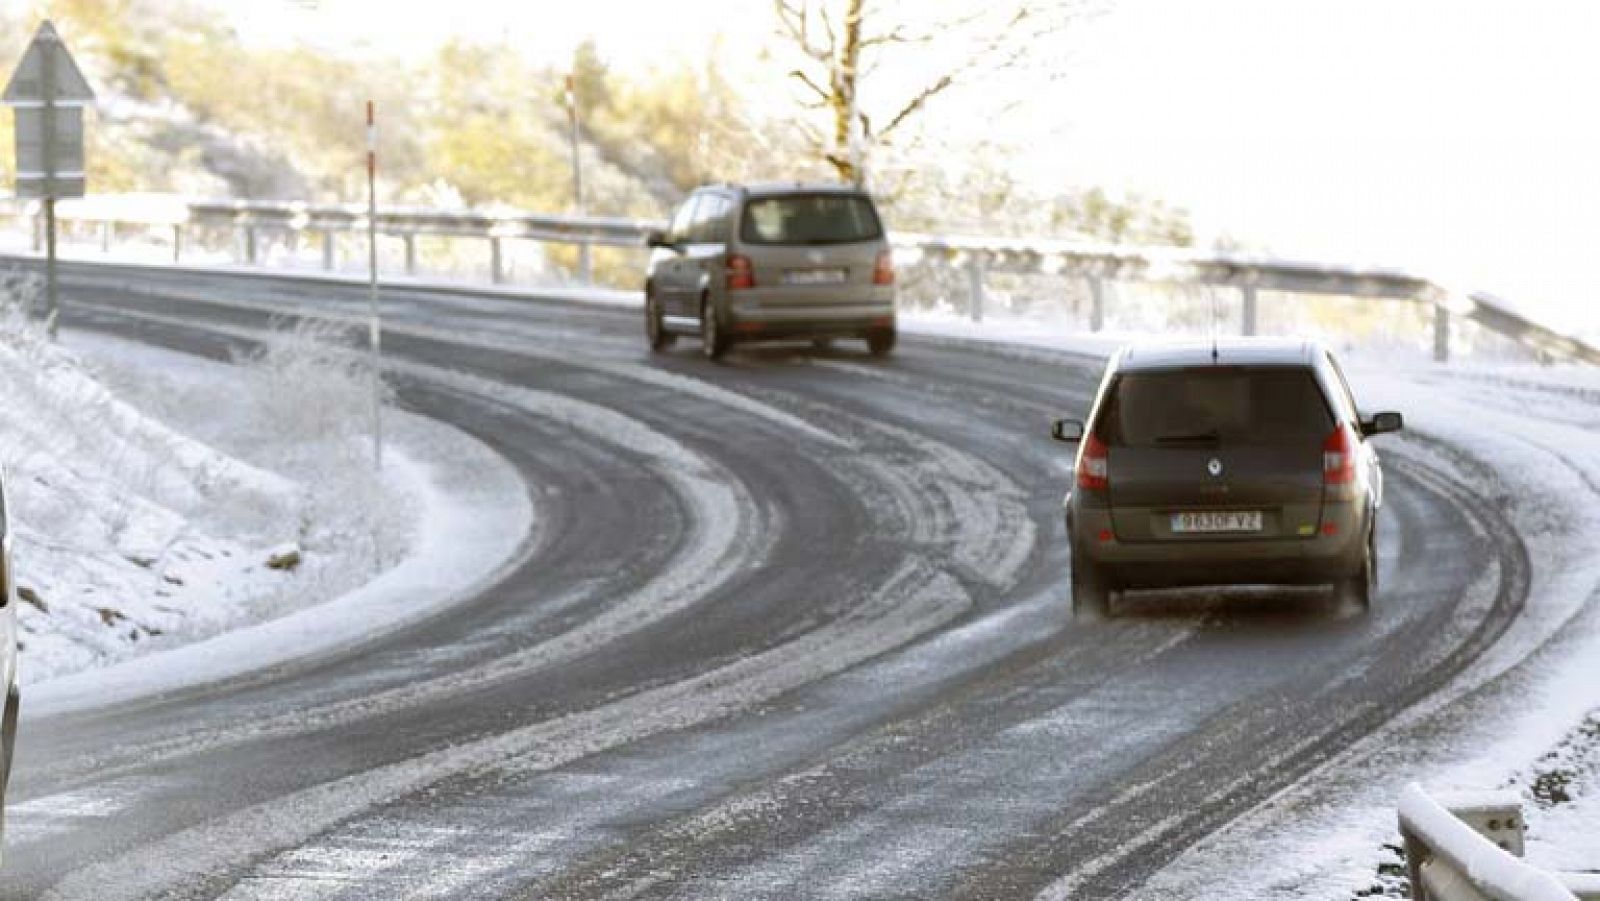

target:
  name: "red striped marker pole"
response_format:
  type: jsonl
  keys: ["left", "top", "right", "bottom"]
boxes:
{"left": 566, "top": 74, "right": 590, "bottom": 282}
{"left": 366, "top": 99, "right": 382, "bottom": 470}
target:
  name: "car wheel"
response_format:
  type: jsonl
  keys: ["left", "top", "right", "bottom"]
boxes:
{"left": 1072, "top": 554, "right": 1112, "bottom": 621}
{"left": 1336, "top": 526, "right": 1376, "bottom": 612}
{"left": 645, "top": 288, "right": 674, "bottom": 352}
{"left": 701, "top": 297, "right": 730, "bottom": 360}
{"left": 0, "top": 686, "right": 17, "bottom": 847}
{"left": 867, "top": 328, "right": 896, "bottom": 357}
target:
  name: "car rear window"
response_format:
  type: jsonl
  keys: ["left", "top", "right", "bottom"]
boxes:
{"left": 1099, "top": 368, "right": 1334, "bottom": 447}
{"left": 740, "top": 194, "right": 884, "bottom": 245}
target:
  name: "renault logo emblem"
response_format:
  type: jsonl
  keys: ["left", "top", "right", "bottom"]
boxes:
{"left": 1207, "top": 458, "right": 1223, "bottom": 477}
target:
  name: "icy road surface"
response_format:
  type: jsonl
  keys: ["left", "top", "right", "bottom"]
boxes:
{"left": 0, "top": 259, "right": 1590, "bottom": 900}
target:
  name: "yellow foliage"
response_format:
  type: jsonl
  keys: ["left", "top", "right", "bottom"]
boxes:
{"left": 427, "top": 113, "right": 570, "bottom": 208}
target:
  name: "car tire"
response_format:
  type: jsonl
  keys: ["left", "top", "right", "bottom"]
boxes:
{"left": 1071, "top": 553, "right": 1112, "bottom": 621}
{"left": 1336, "top": 525, "right": 1376, "bottom": 612}
{"left": 0, "top": 685, "right": 17, "bottom": 848}
{"left": 701, "top": 296, "right": 730, "bottom": 360}
{"left": 867, "top": 328, "right": 896, "bottom": 357}
{"left": 646, "top": 288, "right": 674, "bottom": 352}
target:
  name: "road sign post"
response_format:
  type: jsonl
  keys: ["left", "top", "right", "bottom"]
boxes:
{"left": 4, "top": 21, "right": 95, "bottom": 339}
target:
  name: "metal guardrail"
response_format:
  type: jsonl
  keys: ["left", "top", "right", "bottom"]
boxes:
{"left": 7, "top": 194, "right": 1600, "bottom": 367}
{"left": 1399, "top": 783, "right": 1599, "bottom": 901}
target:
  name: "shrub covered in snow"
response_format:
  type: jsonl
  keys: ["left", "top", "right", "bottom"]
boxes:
{"left": 0, "top": 272, "right": 413, "bottom": 682}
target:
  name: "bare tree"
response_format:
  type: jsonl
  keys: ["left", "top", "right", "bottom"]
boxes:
{"left": 772, "top": 0, "right": 1087, "bottom": 184}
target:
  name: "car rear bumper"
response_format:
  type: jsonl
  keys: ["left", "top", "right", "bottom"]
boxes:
{"left": 727, "top": 302, "right": 895, "bottom": 340}
{"left": 1070, "top": 500, "right": 1369, "bottom": 589}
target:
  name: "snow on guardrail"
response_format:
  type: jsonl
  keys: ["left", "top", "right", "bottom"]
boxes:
{"left": 1398, "top": 783, "right": 1596, "bottom": 901}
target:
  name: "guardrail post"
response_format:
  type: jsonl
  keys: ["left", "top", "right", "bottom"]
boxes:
{"left": 491, "top": 236, "right": 505, "bottom": 284}
{"left": 1241, "top": 284, "right": 1258, "bottom": 336}
{"left": 403, "top": 233, "right": 417, "bottom": 276}
{"left": 1401, "top": 827, "right": 1430, "bottom": 901}
{"left": 244, "top": 226, "right": 258, "bottom": 266}
{"left": 172, "top": 225, "right": 182, "bottom": 263}
{"left": 578, "top": 238, "right": 592, "bottom": 283}
{"left": 1089, "top": 276, "right": 1106, "bottom": 332}
{"left": 322, "top": 231, "right": 336, "bottom": 271}
{"left": 100, "top": 220, "right": 112, "bottom": 253}
{"left": 1433, "top": 305, "right": 1450, "bottom": 363}
{"left": 967, "top": 254, "right": 985, "bottom": 323}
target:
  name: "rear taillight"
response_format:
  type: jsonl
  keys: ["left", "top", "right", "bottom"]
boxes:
{"left": 1323, "top": 424, "right": 1357, "bottom": 486}
{"left": 727, "top": 254, "right": 755, "bottom": 291}
{"left": 1077, "top": 432, "right": 1109, "bottom": 491}
{"left": 872, "top": 250, "right": 895, "bottom": 285}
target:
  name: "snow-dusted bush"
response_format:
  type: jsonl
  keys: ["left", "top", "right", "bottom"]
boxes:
{"left": 235, "top": 318, "right": 389, "bottom": 461}
{"left": 0, "top": 275, "right": 412, "bottom": 682}
{"left": 228, "top": 318, "right": 408, "bottom": 570}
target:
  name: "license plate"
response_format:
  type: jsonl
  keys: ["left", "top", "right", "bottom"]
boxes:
{"left": 1171, "top": 510, "right": 1263, "bottom": 533}
{"left": 783, "top": 268, "right": 847, "bottom": 285}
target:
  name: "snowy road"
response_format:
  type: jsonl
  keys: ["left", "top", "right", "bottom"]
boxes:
{"left": 0, "top": 262, "right": 1537, "bottom": 899}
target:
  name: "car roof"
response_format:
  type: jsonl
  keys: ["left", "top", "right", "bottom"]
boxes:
{"left": 1114, "top": 338, "right": 1323, "bottom": 373}
{"left": 718, "top": 181, "right": 868, "bottom": 198}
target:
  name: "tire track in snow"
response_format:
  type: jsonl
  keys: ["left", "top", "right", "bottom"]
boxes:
{"left": 16, "top": 332, "right": 773, "bottom": 786}
{"left": 18, "top": 291, "right": 1042, "bottom": 899}
{"left": 105, "top": 280, "right": 854, "bottom": 452}
{"left": 27, "top": 299, "right": 1039, "bottom": 780}
{"left": 41, "top": 557, "right": 972, "bottom": 901}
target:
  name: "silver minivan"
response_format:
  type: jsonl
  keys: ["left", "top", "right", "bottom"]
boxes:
{"left": 644, "top": 183, "right": 897, "bottom": 359}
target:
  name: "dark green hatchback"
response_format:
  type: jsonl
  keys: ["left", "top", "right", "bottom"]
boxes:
{"left": 1051, "top": 339, "right": 1404, "bottom": 619}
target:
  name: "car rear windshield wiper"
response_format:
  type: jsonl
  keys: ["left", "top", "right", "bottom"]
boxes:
{"left": 1153, "top": 430, "right": 1221, "bottom": 444}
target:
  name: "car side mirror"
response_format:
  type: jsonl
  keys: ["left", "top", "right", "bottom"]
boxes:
{"left": 1051, "top": 418, "right": 1085, "bottom": 443}
{"left": 645, "top": 229, "right": 671, "bottom": 249}
{"left": 1361, "top": 411, "right": 1403, "bottom": 437}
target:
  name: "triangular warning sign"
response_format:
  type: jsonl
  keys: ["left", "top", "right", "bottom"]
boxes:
{"left": 2, "top": 20, "right": 96, "bottom": 106}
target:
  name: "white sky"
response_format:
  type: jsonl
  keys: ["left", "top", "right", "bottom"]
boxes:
{"left": 223, "top": 0, "right": 1600, "bottom": 333}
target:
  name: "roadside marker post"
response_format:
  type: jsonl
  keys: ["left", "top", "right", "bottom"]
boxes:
{"left": 3, "top": 21, "right": 95, "bottom": 339}
{"left": 565, "top": 73, "right": 591, "bottom": 283}
{"left": 367, "top": 100, "right": 383, "bottom": 471}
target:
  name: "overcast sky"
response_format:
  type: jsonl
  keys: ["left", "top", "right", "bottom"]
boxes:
{"left": 225, "top": 0, "right": 1600, "bottom": 334}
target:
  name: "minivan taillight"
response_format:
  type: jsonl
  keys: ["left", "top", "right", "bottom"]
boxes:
{"left": 1323, "top": 423, "right": 1357, "bottom": 486}
{"left": 1077, "top": 432, "right": 1109, "bottom": 491}
{"left": 873, "top": 250, "right": 895, "bottom": 285}
{"left": 727, "top": 254, "right": 755, "bottom": 291}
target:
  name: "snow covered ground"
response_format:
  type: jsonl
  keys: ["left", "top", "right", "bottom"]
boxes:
{"left": 0, "top": 271, "right": 531, "bottom": 700}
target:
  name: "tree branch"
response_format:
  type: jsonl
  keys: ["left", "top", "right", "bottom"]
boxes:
{"left": 787, "top": 68, "right": 832, "bottom": 104}
{"left": 879, "top": 72, "right": 955, "bottom": 138}
{"left": 858, "top": 9, "right": 985, "bottom": 50}
{"left": 818, "top": 2, "right": 838, "bottom": 55}
{"left": 773, "top": 0, "right": 831, "bottom": 62}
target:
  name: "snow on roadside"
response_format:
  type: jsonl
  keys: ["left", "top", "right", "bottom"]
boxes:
{"left": 0, "top": 271, "right": 302, "bottom": 681}
{"left": 0, "top": 271, "right": 527, "bottom": 692}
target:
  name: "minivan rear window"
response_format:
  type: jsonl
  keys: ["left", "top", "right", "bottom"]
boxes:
{"left": 740, "top": 194, "right": 884, "bottom": 245}
{"left": 1099, "top": 368, "right": 1334, "bottom": 446}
